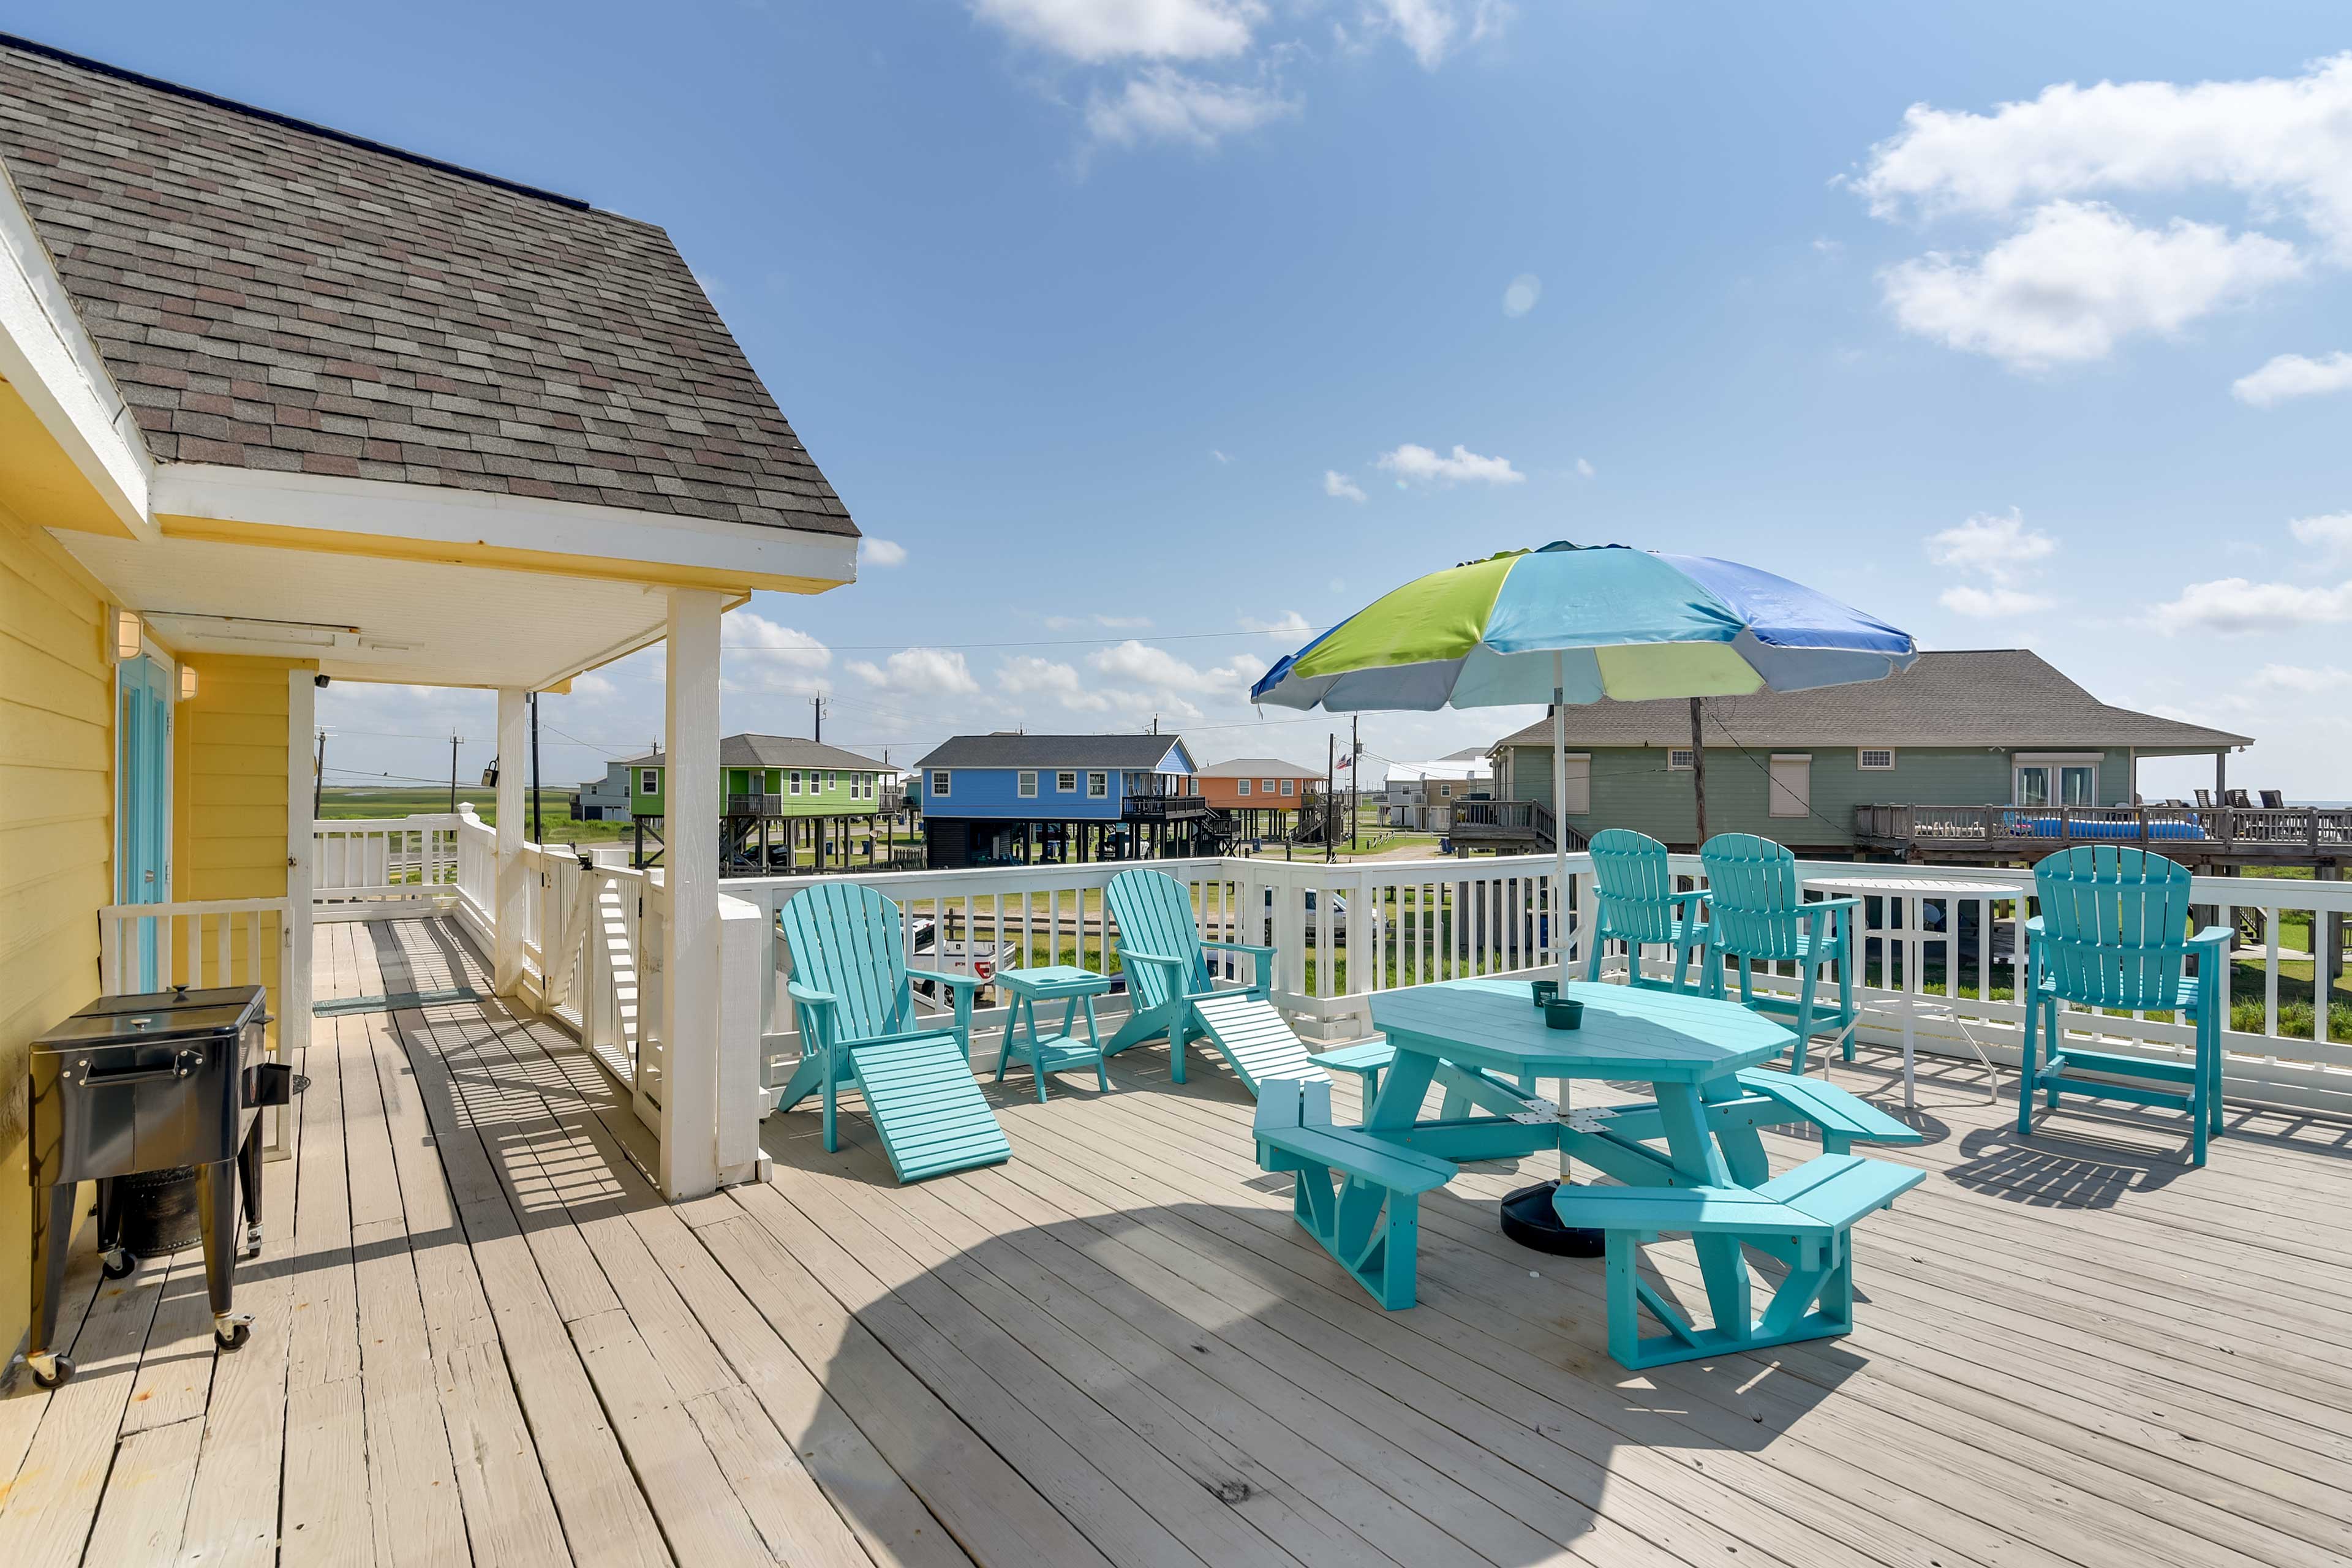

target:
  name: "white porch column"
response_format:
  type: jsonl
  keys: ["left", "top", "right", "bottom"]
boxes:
{"left": 493, "top": 686, "right": 529, "bottom": 995}
{"left": 279, "top": 668, "right": 317, "bottom": 1161}
{"left": 660, "top": 589, "right": 725, "bottom": 1199}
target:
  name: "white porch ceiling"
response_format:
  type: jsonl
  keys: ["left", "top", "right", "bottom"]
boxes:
{"left": 58, "top": 530, "right": 687, "bottom": 690}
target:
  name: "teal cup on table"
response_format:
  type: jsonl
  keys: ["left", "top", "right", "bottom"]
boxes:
{"left": 1544, "top": 998, "right": 1584, "bottom": 1030}
{"left": 1530, "top": 979, "right": 1558, "bottom": 1008}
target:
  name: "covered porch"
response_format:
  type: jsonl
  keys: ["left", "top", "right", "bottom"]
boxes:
{"left": 4, "top": 908, "right": 2350, "bottom": 1567}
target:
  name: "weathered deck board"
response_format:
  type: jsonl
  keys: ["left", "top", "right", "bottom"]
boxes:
{"left": 7, "top": 913, "right": 2350, "bottom": 1568}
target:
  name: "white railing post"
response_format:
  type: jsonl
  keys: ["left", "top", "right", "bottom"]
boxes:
{"left": 715, "top": 893, "right": 767, "bottom": 1185}
{"left": 492, "top": 688, "right": 529, "bottom": 995}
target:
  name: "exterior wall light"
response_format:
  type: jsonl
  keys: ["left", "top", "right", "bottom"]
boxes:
{"left": 178, "top": 664, "right": 198, "bottom": 701}
{"left": 114, "top": 606, "right": 142, "bottom": 663}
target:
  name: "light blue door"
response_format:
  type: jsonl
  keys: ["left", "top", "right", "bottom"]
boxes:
{"left": 117, "top": 654, "right": 172, "bottom": 990}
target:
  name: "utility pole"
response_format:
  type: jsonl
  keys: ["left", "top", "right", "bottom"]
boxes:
{"left": 1325, "top": 732, "right": 1336, "bottom": 863}
{"left": 529, "top": 692, "right": 543, "bottom": 845}
{"left": 812, "top": 695, "right": 827, "bottom": 742}
{"left": 1349, "top": 714, "right": 1360, "bottom": 851}
{"left": 313, "top": 729, "right": 325, "bottom": 820}
{"left": 1689, "top": 696, "right": 1708, "bottom": 848}
{"left": 448, "top": 731, "right": 459, "bottom": 815}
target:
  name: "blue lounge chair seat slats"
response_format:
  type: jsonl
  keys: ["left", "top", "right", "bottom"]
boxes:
{"left": 775, "top": 881, "right": 1009, "bottom": 1183}
{"left": 1106, "top": 869, "right": 1314, "bottom": 1096}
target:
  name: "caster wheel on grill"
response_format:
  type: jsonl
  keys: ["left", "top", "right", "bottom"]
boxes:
{"left": 215, "top": 1322, "right": 250, "bottom": 1352}
{"left": 102, "top": 1247, "right": 136, "bottom": 1280}
{"left": 31, "top": 1355, "right": 75, "bottom": 1390}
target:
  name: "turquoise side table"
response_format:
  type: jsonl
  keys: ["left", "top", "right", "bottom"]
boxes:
{"left": 995, "top": 966, "right": 1113, "bottom": 1102}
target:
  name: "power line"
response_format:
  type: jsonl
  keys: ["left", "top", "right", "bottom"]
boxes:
{"left": 718, "top": 625, "right": 1329, "bottom": 653}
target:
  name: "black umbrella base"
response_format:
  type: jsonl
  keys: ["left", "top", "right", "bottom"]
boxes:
{"left": 1499, "top": 1179, "right": 1607, "bottom": 1258}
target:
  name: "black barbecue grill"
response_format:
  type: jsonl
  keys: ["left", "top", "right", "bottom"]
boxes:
{"left": 24, "top": 983, "right": 287, "bottom": 1389}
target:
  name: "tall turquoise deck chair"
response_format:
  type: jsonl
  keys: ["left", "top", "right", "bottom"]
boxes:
{"left": 1583, "top": 829, "right": 1709, "bottom": 991}
{"left": 1698, "top": 834, "right": 1859, "bottom": 1076}
{"left": 775, "top": 883, "right": 1009, "bottom": 1183}
{"left": 2021, "top": 847, "right": 2228, "bottom": 1166}
{"left": 1104, "top": 869, "right": 1317, "bottom": 1096}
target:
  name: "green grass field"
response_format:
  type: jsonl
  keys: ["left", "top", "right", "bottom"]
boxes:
{"left": 316, "top": 785, "right": 638, "bottom": 843}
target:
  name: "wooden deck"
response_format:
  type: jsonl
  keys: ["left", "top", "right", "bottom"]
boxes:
{"left": 6, "top": 917, "right": 2352, "bottom": 1568}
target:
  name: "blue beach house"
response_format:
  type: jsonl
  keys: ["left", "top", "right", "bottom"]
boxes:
{"left": 911, "top": 733, "right": 1225, "bottom": 866}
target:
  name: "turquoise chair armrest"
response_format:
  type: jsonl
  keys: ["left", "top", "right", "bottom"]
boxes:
{"left": 905, "top": 966, "right": 983, "bottom": 992}
{"left": 785, "top": 978, "right": 839, "bottom": 1007}
{"left": 2024, "top": 915, "right": 2046, "bottom": 935}
{"left": 2188, "top": 926, "right": 2231, "bottom": 948}
{"left": 1201, "top": 939, "right": 1274, "bottom": 997}
{"left": 1805, "top": 895, "right": 1862, "bottom": 914}
{"left": 1119, "top": 949, "right": 1189, "bottom": 970}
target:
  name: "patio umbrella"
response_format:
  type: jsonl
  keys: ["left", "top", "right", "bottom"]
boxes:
{"left": 1250, "top": 541, "right": 1918, "bottom": 988}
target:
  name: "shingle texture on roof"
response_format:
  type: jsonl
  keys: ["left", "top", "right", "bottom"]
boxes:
{"left": 719, "top": 735, "right": 884, "bottom": 772}
{"left": 1491, "top": 650, "right": 2251, "bottom": 752}
{"left": 0, "top": 37, "right": 854, "bottom": 535}
{"left": 916, "top": 734, "right": 1191, "bottom": 771}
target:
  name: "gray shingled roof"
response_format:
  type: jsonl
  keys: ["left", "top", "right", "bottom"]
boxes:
{"left": 720, "top": 735, "right": 884, "bottom": 772}
{"left": 1491, "top": 650, "right": 2251, "bottom": 753}
{"left": 916, "top": 734, "right": 1194, "bottom": 771}
{"left": 0, "top": 36, "right": 854, "bottom": 535}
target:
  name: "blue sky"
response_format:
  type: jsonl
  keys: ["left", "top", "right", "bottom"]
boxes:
{"left": 26, "top": 2, "right": 2352, "bottom": 797}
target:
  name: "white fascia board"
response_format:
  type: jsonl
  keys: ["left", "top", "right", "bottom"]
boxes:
{"left": 0, "top": 163, "right": 155, "bottom": 537}
{"left": 150, "top": 462, "right": 861, "bottom": 588}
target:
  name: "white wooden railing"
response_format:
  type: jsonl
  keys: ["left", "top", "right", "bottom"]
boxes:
{"left": 733, "top": 851, "right": 2352, "bottom": 1121}
{"left": 313, "top": 813, "right": 462, "bottom": 914}
{"left": 99, "top": 895, "right": 298, "bottom": 1155}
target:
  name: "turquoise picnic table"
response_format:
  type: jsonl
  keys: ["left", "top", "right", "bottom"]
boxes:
{"left": 1256, "top": 976, "right": 1924, "bottom": 1368}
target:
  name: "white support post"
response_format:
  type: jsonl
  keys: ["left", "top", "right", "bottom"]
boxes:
{"left": 660, "top": 589, "right": 725, "bottom": 1199}
{"left": 716, "top": 892, "right": 768, "bottom": 1185}
{"left": 493, "top": 687, "right": 529, "bottom": 995}
{"left": 277, "top": 667, "right": 317, "bottom": 1160}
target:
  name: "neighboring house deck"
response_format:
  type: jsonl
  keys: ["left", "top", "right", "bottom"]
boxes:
{"left": 1855, "top": 801, "right": 2352, "bottom": 870}
{"left": 6, "top": 910, "right": 2348, "bottom": 1568}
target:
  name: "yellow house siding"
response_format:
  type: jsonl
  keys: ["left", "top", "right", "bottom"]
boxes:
{"left": 176, "top": 658, "right": 295, "bottom": 902}
{"left": 0, "top": 501, "right": 115, "bottom": 1366}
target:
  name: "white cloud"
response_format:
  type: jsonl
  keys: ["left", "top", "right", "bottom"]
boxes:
{"left": 998, "top": 655, "right": 1112, "bottom": 710}
{"left": 1324, "top": 470, "right": 1368, "bottom": 502}
{"left": 972, "top": 0, "right": 1262, "bottom": 62}
{"left": 2233, "top": 350, "right": 2352, "bottom": 406}
{"left": 721, "top": 613, "right": 833, "bottom": 693}
{"left": 1211, "top": 448, "right": 1230, "bottom": 463}
{"left": 1940, "top": 585, "right": 2056, "bottom": 618}
{"left": 2150, "top": 576, "right": 2352, "bottom": 634}
{"left": 1574, "top": 457, "right": 1595, "bottom": 478}
{"left": 1853, "top": 55, "right": 2352, "bottom": 255}
{"left": 859, "top": 537, "right": 908, "bottom": 568}
{"left": 1926, "top": 507, "right": 2057, "bottom": 582}
{"left": 1501, "top": 273, "right": 1541, "bottom": 317}
{"left": 1369, "top": 0, "right": 1512, "bottom": 70}
{"left": 849, "top": 647, "right": 980, "bottom": 693}
{"left": 2250, "top": 663, "right": 2352, "bottom": 693}
{"left": 2289, "top": 511, "right": 2352, "bottom": 562}
{"left": 1375, "top": 442, "right": 1525, "bottom": 486}
{"left": 570, "top": 673, "right": 619, "bottom": 701}
{"left": 1085, "top": 67, "right": 1295, "bottom": 149}
{"left": 1879, "top": 202, "right": 2302, "bottom": 369}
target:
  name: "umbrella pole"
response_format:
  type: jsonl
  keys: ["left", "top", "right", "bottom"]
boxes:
{"left": 1553, "top": 652, "right": 1572, "bottom": 992}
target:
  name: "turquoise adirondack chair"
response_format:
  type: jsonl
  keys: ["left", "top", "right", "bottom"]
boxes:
{"left": 2021, "top": 846, "right": 2228, "bottom": 1166}
{"left": 1104, "top": 869, "right": 1318, "bottom": 1095}
{"left": 1583, "top": 828, "right": 1709, "bottom": 990}
{"left": 774, "top": 883, "right": 1009, "bottom": 1182}
{"left": 1698, "top": 834, "right": 1859, "bottom": 1076}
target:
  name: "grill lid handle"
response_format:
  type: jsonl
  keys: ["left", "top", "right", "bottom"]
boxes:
{"left": 81, "top": 1048, "right": 205, "bottom": 1087}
